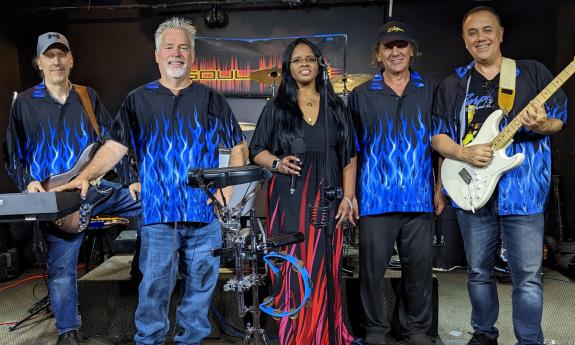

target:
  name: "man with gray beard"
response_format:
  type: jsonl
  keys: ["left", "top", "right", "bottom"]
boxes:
{"left": 56, "top": 17, "right": 248, "bottom": 344}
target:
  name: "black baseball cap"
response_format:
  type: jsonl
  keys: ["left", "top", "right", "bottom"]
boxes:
{"left": 377, "top": 21, "right": 416, "bottom": 46}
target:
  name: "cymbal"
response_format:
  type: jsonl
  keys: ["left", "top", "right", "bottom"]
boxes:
{"left": 239, "top": 122, "right": 257, "bottom": 131}
{"left": 250, "top": 68, "right": 282, "bottom": 85}
{"left": 330, "top": 73, "right": 373, "bottom": 94}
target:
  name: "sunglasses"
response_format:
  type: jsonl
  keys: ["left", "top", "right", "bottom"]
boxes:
{"left": 383, "top": 40, "right": 410, "bottom": 49}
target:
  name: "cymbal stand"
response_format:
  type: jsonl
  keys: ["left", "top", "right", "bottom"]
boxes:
{"left": 270, "top": 69, "right": 279, "bottom": 98}
{"left": 342, "top": 73, "right": 350, "bottom": 96}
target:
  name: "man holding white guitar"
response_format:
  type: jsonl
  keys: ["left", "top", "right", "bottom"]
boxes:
{"left": 431, "top": 6, "right": 569, "bottom": 345}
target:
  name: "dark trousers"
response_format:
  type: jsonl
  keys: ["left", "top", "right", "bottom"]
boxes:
{"left": 359, "top": 213, "right": 433, "bottom": 337}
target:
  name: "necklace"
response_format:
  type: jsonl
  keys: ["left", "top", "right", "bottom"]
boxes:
{"left": 306, "top": 99, "right": 313, "bottom": 107}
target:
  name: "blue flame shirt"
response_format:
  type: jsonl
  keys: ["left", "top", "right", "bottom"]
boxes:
{"left": 4, "top": 82, "right": 128, "bottom": 191}
{"left": 348, "top": 71, "right": 447, "bottom": 216}
{"left": 434, "top": 60, "right": 568, "bottom": 215}
{"left": 109, "top": 81, "right": 244, "bottom": 225}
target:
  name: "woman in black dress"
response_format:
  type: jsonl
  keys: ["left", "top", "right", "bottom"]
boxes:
{"left": 249, "top": 38, "right": 357, "bottom": 345}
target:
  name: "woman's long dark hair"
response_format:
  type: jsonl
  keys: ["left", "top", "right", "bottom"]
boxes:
{"left": 274, "top": 38, "right": 349, "bottom": 152}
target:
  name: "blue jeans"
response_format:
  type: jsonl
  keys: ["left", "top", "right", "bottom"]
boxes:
{"left": 45, "top": 180, "right": 141, "bottom": 334}
{"left": 456, "top": 198, "right": 544, "bottom": 345}
{"left": 134, "top": 221, "right": 221, "bottom": 345}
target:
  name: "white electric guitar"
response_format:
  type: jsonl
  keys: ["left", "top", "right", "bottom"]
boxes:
{"left": 442, "top": 58, "right": 575, "bottom": 212}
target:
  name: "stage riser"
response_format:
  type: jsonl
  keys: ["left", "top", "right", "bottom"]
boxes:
{"left": 78, "top": 272, "right": 438, "bottom": 340}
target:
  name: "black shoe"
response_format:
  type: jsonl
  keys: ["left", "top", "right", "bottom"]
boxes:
{"left": 56, "top": 330, "right": 87, "bottom": 345}
{"left": 364, "top": 332, "right": 396, "bottom": 345}
{"left": 467, "top": 333, "right": 498, "bottom": 345}
{"left": 406, "top": 333, "right": 433, "bottom": 345}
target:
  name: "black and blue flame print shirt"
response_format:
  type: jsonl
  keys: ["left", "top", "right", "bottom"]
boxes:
{"left": 434, "top": 60, "right": 568, "bottom": 215}
{"left": 109, "top": 81, "right": 244, "bottom": 225}
{"left": 348, "top": 71, "right": 446, "bottom": 216}
{"left": 3, "top": 83, "right": 133, "bottom": 191}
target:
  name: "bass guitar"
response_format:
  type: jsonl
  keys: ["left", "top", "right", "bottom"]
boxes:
{"left": 41, "top": 142, "right": 113, "bottom": 233}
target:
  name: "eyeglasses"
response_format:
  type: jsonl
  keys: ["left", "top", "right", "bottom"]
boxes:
{"left": 383, "top": 40, "right": 409, "bottom": 49}
{"left": 289, "top": 56, "right": 318, "bottom": 66}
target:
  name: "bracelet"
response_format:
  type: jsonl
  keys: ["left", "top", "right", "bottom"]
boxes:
{"left": 343, "top": 196, "right": 353, "bottom": 209}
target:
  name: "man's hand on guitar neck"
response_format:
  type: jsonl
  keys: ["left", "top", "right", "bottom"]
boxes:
{"left": 27, "top": 181, "right": 46, "bottom": 193}
{"left": 519, "top": 101, "right": 563, "bottom": 135}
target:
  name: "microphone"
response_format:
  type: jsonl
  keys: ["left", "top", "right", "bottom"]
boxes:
{"left": 317, "top": 56, "right": 329, "bottom": 82}
{"left": 289, "top": 138, "right": 306, "bottom": 195}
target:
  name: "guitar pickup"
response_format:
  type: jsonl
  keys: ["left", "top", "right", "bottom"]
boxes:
{"left": 458, "top": 168, "right": 472, "bottom": 185}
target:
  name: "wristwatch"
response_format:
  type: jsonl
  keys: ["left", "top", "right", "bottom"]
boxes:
{"left": 271, "top": 159, "right": 280, "bottom": 172}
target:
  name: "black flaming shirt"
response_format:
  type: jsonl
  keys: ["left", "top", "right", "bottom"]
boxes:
{"left": 434, "top": 60, "right": 568, "bottom": 215}
{"left": 348, "top": 71, "right": 446, "bottom": 216}
{"left": 4, "top": 83, "right": 134, "bottom": 191}
{"left": 109, "top": 81, "right": 244, "bottom": 225}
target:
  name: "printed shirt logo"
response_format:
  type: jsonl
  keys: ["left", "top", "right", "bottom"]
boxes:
{"left": 462, "top": 91, "right": 495, "bottom": 145}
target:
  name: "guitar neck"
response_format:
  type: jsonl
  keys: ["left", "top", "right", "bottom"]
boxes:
{"left": 491, "top": 59, "right": 575, "bottom": 151}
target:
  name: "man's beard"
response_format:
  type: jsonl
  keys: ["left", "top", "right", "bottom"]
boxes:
{"left": 167, "top": 63, "right": 188, "bottom": 79}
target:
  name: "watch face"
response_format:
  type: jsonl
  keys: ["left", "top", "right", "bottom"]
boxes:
{"left": 272, "top": 159, "right": 279, "bottom": 171}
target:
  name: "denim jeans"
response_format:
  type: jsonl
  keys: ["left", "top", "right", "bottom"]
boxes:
{"left": 456, "top": 197, "right": 545, "bottom": 345}
{"left": 45, "top": 180, "right": 141, "bottom": 334}
{"left": 134, "top": 221, "right": 221, "bottom": 345}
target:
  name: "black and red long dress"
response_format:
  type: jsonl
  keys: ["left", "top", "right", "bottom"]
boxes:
{"left": 250, "top": 100, "right": 355, "bottom": 345}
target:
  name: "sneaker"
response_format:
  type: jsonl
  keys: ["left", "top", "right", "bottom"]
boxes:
{"left": 467, "top": 333, "right": 498, "bottom": 345}
{"left": 56, "top": 330, "right": 87, "bottom": 345}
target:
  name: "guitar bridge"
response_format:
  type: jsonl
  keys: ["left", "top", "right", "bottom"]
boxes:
{"left": 458, "top": 168, "right": 472, "bottom": 185}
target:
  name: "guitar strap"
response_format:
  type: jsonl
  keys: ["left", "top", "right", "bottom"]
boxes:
{"left": 74, "top": 85, "right": 102, "bottom": 142}
{"left": 498, "top": 57, "right": 516, "bottom": 115}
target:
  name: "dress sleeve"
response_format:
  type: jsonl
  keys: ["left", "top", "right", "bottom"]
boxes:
{"left": 249, "top": 101, "right": 281, "bottom": 162}
{"left": 340, "top": 101, "right": 356, "bottom": 168}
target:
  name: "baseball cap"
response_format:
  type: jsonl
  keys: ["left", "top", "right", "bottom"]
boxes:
{"left": 377, "top": 21, "right": 416, "bottom": 46}
{"left": 37, "top": 32, "right": 70, "bottom": 56}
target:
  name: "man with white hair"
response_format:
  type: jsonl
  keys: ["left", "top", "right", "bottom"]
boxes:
{"left": 56, "top": 17, "right": 248, "bottom": 344}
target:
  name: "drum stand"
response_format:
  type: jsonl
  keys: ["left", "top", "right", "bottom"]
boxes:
{"left": 190, "top": 166, "right": 307, "bottom": 344}
{"left": 222, "top": 208, "right": 270, "bottom": 345}
{"left": 191, "top": 171, "right": 270, "bottom": 345}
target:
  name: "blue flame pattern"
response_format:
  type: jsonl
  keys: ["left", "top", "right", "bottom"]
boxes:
{"left": 25, "top": 116, "right": 93, "bottom": 182}
{"left": 359, "top": 110, "right": 435, "bottom": 215}
{"left": 136, "top": 107, "right": 240, "bottom": 224}
{"left": 17, "top": 83, "right": 105, "bottom": 183}
{"left": 498, "top": 99, "right": 567, "bottom": 215}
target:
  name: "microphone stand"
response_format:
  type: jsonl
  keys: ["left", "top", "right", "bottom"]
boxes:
{"left": 308, "top": 58, "right": 341, "bottom": 345}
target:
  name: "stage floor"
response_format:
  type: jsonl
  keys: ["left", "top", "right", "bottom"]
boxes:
{"left": 0, "top": 256, "right": 573, "bottom": 345}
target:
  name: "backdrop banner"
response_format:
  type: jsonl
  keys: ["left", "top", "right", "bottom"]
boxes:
{"left": 191, "top": 34, "right": 347, "bottom": 97}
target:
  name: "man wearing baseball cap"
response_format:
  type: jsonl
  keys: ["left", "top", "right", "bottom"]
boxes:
{"left": 347, "top": 21, "right": 447, "bottom": 345}
{"left": 4, "top": 32, "right": 141, "bottom": 345}
{"left": 37, "top": 32, "right": 71, "bottom": 55}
